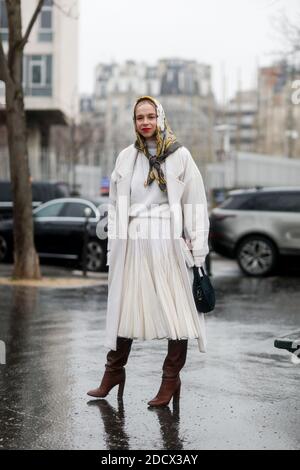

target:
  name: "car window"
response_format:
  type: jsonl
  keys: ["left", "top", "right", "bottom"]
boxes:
{"left": 253, "top": 192, "right": 300, "bottom": 212}
{"left": 32, "top": 183, "right": 54, "bottom": 202}
{"left": 60, "top": 202, "right": 96, "bottom": 218}
{"left": 32, "top": 184, "right": 45, "bottom": 202}
{"left": 251, "top": 194, "right": 276, "bottom": 211}
{"left": 34, "top": 201, "right": 65, "bottom": 218}
{"left": 277, "top": 192, "right": 300, "bottom": 212}
{"left": 220, "top": 192, "right": 300, "bottom": 212}
{"left": 0, "top": 182, "right": 13, "bottom": 202}
{"left": 220, "top": 194, "right": 256, "bottom": 210}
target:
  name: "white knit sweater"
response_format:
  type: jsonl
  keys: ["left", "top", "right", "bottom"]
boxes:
{"left": 128, "top": 142, "right": 171, "bottom": 218}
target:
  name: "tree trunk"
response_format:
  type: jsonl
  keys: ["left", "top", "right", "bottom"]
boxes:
{"left": 5, "top": 81, "right": 41, "bottom": 279}
{"left": 2, "top": 0, "right": 42, "bottom": 279}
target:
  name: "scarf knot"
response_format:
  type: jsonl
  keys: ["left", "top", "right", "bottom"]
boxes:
{"left": 149, "top": 155, "right": 160, "bottom": 169}
{"left": 145, "top": 154, "right": 167, "bottom": 191}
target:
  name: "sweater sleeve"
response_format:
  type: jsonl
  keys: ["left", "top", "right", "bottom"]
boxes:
{"left": 181, "top": 148, "right": 210, "bottom": 268}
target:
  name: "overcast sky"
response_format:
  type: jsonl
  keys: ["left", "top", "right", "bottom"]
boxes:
{"left": 79, "top": 0, "right": 299, "bottom": 103}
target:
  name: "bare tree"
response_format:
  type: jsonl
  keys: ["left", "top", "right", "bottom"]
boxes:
{"left": 270, "top": 9, "right": 300, "bottom": 60}
{"left": 0, "top": 0, "right": 45, "bottom": 279}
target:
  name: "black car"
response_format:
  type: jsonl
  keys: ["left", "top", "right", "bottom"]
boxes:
{"left": 0, "top": 180, "right": 69, "bottom": 221}
{"left": 0, "top": 197, "right": 109, "bottom": 272}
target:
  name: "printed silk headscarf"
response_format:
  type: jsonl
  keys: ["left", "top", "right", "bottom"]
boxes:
{"left": 133, "top": 96, "right": 182, "bottom": 192}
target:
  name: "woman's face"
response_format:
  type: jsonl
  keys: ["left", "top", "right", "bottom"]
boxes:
{"left": 135, "top": 101, "right": 157, "bottom": 140}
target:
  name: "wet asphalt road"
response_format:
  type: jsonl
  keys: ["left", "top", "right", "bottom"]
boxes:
{"left": 0, "top": 256, "right": 299, "bottom": 450}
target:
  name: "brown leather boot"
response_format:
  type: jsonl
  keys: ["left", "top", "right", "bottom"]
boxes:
{"left": 148, "top": 339, "right": 188, "bottom": 407}
{"left": 87, "top": 337, "right": 133, "bottom": 399}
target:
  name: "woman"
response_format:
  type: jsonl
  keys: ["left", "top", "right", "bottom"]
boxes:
{"left": 87, "top": 96, "right": 210, "bottom": 407}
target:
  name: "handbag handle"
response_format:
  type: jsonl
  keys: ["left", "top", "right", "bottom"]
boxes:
{"left": 192, "top": 265, "right": 206, "bottom": 277}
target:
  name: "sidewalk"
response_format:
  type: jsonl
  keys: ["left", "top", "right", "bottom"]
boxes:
{"left": 0, "top": 252, "right": 240, "bottom": 286}
{"left": 0, "top": 263, "right": 108, "bottom": 288}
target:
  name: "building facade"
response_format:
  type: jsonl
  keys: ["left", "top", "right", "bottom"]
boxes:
{"left": 82, "top": 58, "right": 215, "bottom": 178}
{"left": 223, "top": 89, "right": 258, "bottom": 153}
{"left": 256, "top": 61, "right": 300, "bottom": 158}
{"left": 0, "top": 0, "right": 79, "bottom": 181}
{"left": 216, "top": 61, "right": 300, "bottom": 161}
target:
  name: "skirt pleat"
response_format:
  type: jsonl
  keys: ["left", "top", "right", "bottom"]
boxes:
{"left": 117, "top": 216, "right": 205, "bottom": 342}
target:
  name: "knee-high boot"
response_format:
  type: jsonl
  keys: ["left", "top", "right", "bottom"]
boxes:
{"left": 148, "top": 339, "right": 188, "bottom": 407}
{"left": 87, "top": 337, "right": 133, "bottom": 399}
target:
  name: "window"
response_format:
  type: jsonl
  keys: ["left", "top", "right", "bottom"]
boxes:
{"left": 251, "top": 194, "right": 277, "bottom": 211}
{"left": 167, "top": 70, "right": 174, "bottom": 82}
{"left": 100, "top": 84, "right": 106, "bottom": 97}
{"left": 61, "top": 202, "right": 96, "bottom": 218}
{"left": 0, "top": 0, "right": 8, "bottom": 41}
{"left": 34, "top": 202, "right": 65, "bottom": 218}
{"left": 23, "top": 55, "right": 52, "bottom": 96}
{"left": 222, "top": 191, "right": 300, "bottom": 212}
{"left": 278, "top": 192, "right": 300, "bottom": 212}
{"left": 31, "top": 58, "right": 42, "bottom": 84}
{"left": 39, "top": 0, "right": 53, "bottom": 42}
{"left": 253, "top": 192, "right": 300, "bottom": 213}
{"left": 220, "top": 194, "right": 256, "bottom": 210}
{"left": 0, "top": 182, "right": 12, "bottom": 202}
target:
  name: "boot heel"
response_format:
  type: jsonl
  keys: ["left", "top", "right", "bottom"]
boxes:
{"left": 173, "top": 382, "right": 181, "bottom": 403}
{"left": 118, "top": 380, "right": 125, "bottom": 398}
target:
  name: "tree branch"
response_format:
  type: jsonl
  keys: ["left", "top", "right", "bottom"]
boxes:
{"left": 20, "top": 0, "right": 45, "bottom": 49}
{"left": 271, "top": 9, "right": 300, "bottom": 60}
{"left": 52, "top": 1, "right": 78, "bottom": 20}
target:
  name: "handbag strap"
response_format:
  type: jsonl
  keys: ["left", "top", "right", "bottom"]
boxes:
{"left": 200, "top": 266, "right": 206, "bottom": 276}
{"left": 193, "top": 265, "right": 206, "bottom": 278}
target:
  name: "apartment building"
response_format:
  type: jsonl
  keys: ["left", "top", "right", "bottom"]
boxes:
{"left": 257, "top": 61, "right": 300, "bottom": 158}
{"left": 223, "top": 89, "right": 258, "bottom": 153}
{"left": 85, "top": 58, "right": 215, "bottom": 177}
{"left": 0, "top": 0, "right": 79, "bottom": 180}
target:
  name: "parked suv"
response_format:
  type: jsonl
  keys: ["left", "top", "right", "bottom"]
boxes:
{"left": 209, "top": 187, "right": 300, "bottom": 276}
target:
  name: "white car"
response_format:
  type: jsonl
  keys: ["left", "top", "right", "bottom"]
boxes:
{"left": 210, "top": 187, "right": 300, "bottom": 276}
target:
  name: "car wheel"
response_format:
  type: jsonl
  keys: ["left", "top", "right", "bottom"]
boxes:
{"left": 236, "top": 235, "right": 277, "bottom": 277}
{"left": 0, "top": 235, "right": 8, "bottom": 262}
{"left": 85, "top": 240, "right": 106, "bottom": 272}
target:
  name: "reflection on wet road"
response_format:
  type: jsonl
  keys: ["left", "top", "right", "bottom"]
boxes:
{"left": 0, "top": 263, "right": 299, "bottom": 449}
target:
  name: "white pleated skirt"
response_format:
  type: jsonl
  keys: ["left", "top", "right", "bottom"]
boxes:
{"left": 117, "top": 215, "right": 206, "bottom": 347}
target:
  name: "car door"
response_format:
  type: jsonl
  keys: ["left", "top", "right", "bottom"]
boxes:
{"left": 275, "top": 192, "right": 300, "bottom": 253}
{"left": 33, "top": 200, "right": 67, "bottom": 256}
{"left": 58, "top": 201, "right": 98, "bottom": 255}
{"left": 252, "top": 191, "right": 300, "bottom": 254}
